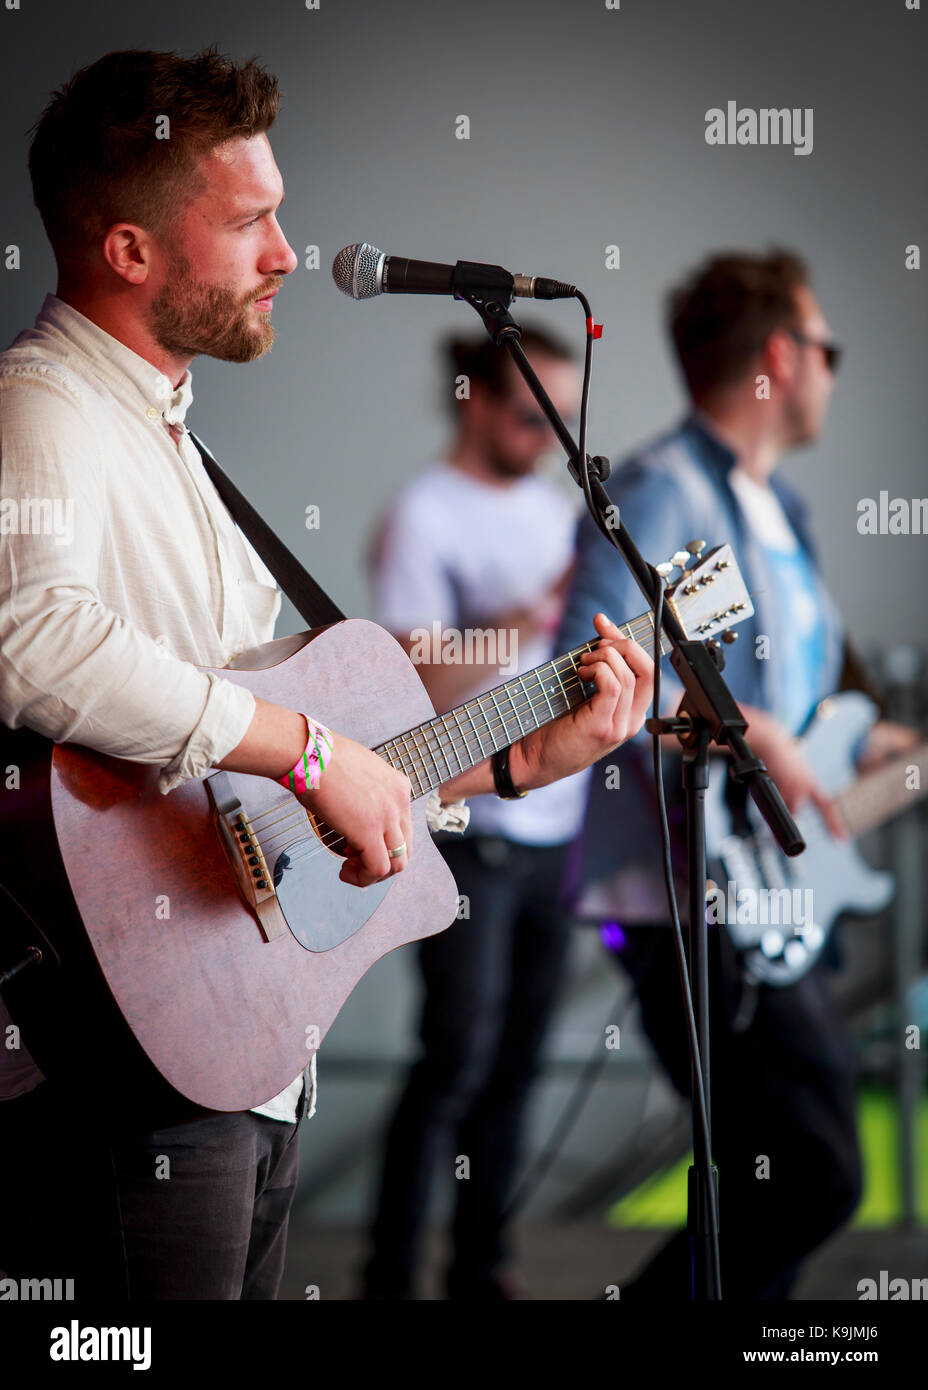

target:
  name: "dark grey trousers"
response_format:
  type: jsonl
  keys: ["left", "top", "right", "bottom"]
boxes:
{"left": 0, "top": 1078, "right": 303, "bottom": 1300}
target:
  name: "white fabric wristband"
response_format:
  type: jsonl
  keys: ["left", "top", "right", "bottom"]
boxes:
{"left": 424, "top": 791, "right": 470, "bottom": 834}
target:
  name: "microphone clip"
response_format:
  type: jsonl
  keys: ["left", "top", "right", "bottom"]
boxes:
{"left": 451, "top": 261, "right": 516, "bottom": 313}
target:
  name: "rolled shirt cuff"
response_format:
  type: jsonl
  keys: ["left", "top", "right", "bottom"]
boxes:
{"left": 158, "top": 674, "right": 257, "bottom": 795}
{"left": 425, "top": 790, "right": 470, "bottom": 834}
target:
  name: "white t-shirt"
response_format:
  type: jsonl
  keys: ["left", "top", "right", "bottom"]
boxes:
{"left": 728, "top": 466, "right": 800, "bottom": 551}
{"left": 728, "top": 467, "right": 829, "bottom": 735}
{"left": 374, "top": 462, "right": 591, "bottom": 845}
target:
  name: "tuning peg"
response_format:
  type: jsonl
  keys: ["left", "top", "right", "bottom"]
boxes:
{"left": 686, "top": 539, "right": 707, "bottom": 557}
{"left": 721, "top": 629, "right": 738, "bottom": 644}
{"left": 655, "top": 561, "right": 674, "bottom": 579}
{"left": 670, "top": 550, "right": 691, "bottom": 571}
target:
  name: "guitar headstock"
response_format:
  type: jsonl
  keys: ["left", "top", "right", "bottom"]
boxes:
{"left": 662, "top": 541, "right": 754, "bottom": 642}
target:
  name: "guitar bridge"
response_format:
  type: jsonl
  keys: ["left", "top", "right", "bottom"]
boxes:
{"left": 205, "top": 771, "right": 287, "bottom": 942}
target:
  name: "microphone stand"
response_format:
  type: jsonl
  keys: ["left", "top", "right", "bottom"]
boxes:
{"left": 455, "top": 275, "right": 805, "bottom": 1300}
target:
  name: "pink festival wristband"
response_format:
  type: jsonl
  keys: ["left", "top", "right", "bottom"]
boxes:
{"left": 276, "top": 715, "right": 335, "bottom": 795}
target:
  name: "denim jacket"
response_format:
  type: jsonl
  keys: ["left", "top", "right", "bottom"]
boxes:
{"left": 556, "top": 412, "right": 845, "bottom": 922}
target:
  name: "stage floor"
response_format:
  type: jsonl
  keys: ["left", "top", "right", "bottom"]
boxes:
{"left": 280, "top": 1217, "right": 928, "bottom": 1301}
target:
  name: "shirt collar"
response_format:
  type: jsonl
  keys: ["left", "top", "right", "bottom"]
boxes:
{"left": 681, "top": 407, "right": 739, "bottom": 479}
{"left": 34, "top": 293, "right": 194, "bottom": 428}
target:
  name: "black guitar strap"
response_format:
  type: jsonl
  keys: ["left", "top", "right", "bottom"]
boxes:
{"left": 188, "top": 429, "right": 346, "bottom": 629}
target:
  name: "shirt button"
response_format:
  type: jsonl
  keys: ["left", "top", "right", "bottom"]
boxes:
{"left": 146, "top": 406, "right": 159, "bottom": 420}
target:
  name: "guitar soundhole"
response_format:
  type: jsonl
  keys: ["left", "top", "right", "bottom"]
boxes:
{"left": 271, "top": 841, "right": 389, "bottom": 953}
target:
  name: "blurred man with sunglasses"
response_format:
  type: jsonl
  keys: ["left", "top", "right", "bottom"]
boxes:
{"left": 557, "top": 248, "right": 916, "bottom": 1298}
{"left": 361, "top": 327, "right": 590, "bottom": 1299}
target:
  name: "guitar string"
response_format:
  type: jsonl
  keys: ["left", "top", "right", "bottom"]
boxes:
{"left": 230, "top": 597, "right": 738, "bottom": 874}
{"left": 240, "top": 613, "right": 693, "bottom": 873}
{"left": 241, "top": 633, "right": 635, "bottom": 843}
{"left": 243, "top": 617, "right": 671, "bottom": 841}
{"left": 235, "top": 656, "right": 606, "bottom": 873}
{"left": 241, "top": 628, "right": 673, "bottom": 870}
{"left": 242, "top": 639, "right": 609, "bottom": 832}
{"left": 242, "top": 660, "right": 602, "bottom": 863}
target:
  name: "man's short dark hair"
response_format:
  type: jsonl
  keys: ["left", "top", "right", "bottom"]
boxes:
{"left": 668, "top": 249, "right": 810, "bottom": 399}
{"left": 28, "top": 46, "right": 280, "bottom": 274}
{"left": 442, "top": 325, "right": 575, "bottom": 416}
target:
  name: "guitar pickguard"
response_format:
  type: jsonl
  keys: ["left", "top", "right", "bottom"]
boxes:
{"left": 206, "top": 769, "right": 389, "bottom": 952}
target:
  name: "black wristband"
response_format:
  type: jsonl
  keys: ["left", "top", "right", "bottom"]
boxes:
{"left": 492, "top": 744, "right": 528, "bottom": 800}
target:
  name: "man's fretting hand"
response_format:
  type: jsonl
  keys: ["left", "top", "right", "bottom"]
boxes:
{"left": 512, "top": 613, "right": 655, "bottom": 790}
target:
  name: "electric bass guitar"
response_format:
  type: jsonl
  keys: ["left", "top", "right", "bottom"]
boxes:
{"left": 706, "top": 690, "right": 928, "bottom": 986}
{"left": 0, "top": 543, "right": 751, "bottom": 1114}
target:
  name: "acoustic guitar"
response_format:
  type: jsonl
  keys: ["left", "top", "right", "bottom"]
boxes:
{"left": 0, "top": 543, "right": 750, "bottom": 1115}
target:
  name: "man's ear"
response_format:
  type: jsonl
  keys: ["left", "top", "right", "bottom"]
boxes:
{"left": 100, "top": 223, "right": 153, "bottom": 286}
{"left": 763, "top": 327, "right": 799, "bottom": 387}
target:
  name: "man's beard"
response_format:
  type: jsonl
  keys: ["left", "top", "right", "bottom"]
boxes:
{"left": 486, "top": 439, "right": 535, "bottom": 479}
{"left": 148, "top": 251, "right": 278, "bottom": 364}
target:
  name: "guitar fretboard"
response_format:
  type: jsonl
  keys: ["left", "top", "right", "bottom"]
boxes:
{"left": 374, "top": 611, "right": 671, "bottom": 799}
{"left": 836, "top": 741, "right": 928, "bottom": 838}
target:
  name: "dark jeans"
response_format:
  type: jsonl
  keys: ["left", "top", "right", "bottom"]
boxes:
{"left": 612, "top": 923, "right": 863, "bottom": 1299}
{"left": 363, "top": 834, "right": 572, "bottom": 1297}
{"left": 0, "top": 1077, "right": 303, "bottom": 1300}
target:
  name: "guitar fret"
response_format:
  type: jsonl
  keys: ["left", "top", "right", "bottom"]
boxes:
{"left": 401, "top": 731, "right": 427, "bottom": 796}
{"left": 421, "top": 718, "right": 447, "bottom": 782}
{"left": 475, "top": 694, "right": 498, "bottom": 755}
{"left": 435, "top": 714, "right": 463, "bottom": 777}
{"left": 395, "top": 738, "right": 421, "bottom": 793}
{"left": 505, "top": 680, "right": 526, "bottom": 738}
{"left": 553, "top": 654, "right": 575, "bottom": 711}
{"left": 551, "top": 656, "right": 572, "bottom": 711}
{"left": 400, "top": 728, "right": 425, "bottom": 795}
{"left": 465, "top": 703, "right": 487, "bottom": 761}
{"left": 419, "top": 723, "right": 449, "bottom": 787}
{"left": 450, "top": 706, "right": 476, "bottom": 771}
{"left": 534, "top": 666, "right": 556, "bottom": 723}
{"left": 517, "top": 673, "right": 540, "bottom": 733}
{"left": 488, "top": 689, "right": 512, "bottom": 748}
{"left": 382, "top": 737, "right": 403, "bottom": 777}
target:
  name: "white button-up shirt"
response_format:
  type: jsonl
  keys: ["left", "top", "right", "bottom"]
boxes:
{"left": 0, "top": 293, "right": 314, "bottom": 1122}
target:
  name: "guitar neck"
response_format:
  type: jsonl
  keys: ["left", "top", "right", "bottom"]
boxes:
{"left": 374, "top": 609, "right": 672, "bottom": 800}
{"left": 836, "top": 741, "right": 928, "bottom": 838}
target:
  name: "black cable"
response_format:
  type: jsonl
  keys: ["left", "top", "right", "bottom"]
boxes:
{"left": 572, "top": 289, "right": 721, "bottom": 1296}
{"left": 498, "top": 305, "right": 620, "bottom": 1220}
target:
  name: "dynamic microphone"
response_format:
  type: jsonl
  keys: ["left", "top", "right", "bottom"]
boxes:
{"left": 332, "top": 243, "right": 576, "bottom": 302}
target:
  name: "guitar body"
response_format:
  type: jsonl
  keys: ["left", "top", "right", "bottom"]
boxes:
{"left": 706, "top": 692, "right": 895, "bottom": 985}
{"left": 0, "top": 620, "right": 458, "bottom": 1115}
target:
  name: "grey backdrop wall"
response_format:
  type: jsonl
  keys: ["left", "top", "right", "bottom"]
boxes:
{"left": 2, "top": 0, "right": 925, "bottom": 650}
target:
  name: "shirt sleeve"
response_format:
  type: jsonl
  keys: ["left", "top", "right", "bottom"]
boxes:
{"left": 0, "top": 370, "right": 256, "bottom": 795}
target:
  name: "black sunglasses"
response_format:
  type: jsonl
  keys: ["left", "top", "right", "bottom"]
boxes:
{"left": 508, "top": 405, "right": 580, "bottom": 431}
{"left": 789, "top": 330, "right": 843, "bottom": 375}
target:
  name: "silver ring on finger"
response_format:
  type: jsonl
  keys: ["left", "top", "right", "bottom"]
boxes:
{"left": 388, "top": 841, "right": 407, "bottom": 860}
